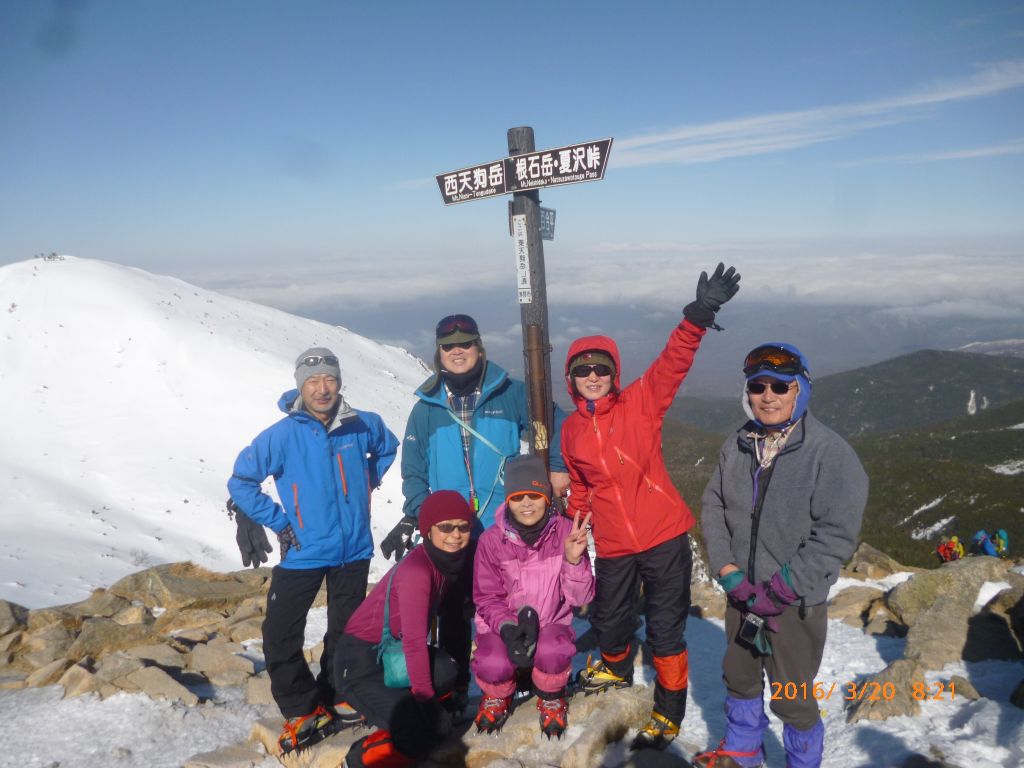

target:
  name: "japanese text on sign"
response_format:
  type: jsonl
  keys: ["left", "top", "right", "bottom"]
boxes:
{"left": 512, "top": 215, "right": 532, "bottom": 304}
{"left": 436, "top": 138, "right": 612, "bottom": 205}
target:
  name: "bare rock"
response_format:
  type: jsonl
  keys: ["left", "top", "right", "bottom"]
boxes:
{"left": 125, "top": 643, "right": 187, "bottom": 668}
{"left": 0, "top": 599, "right": 28, "bottom": 635}
{"left": 0, "top": 677, "right": 26, "bottom": 690}
{"left": 846, "top": 658, "right": 925, "bottom": 723}
{"left": 689, "top": 581, "right": 725, "bottom": 621}
{"left": 112, "top": 603, "right": 153, "bottom": 626}
{"left": 121, "top": 665, "right": 199, "bottom": 705}
{"left": 847, "top": 542, "right": 915, "bottom": 580}
{"left": 227, "top": 598, "right": 265, "bottom": 624}
{"left": 189, "top": 641, "right": 255, "bottom": 685}
{"left": 58, "top": 663, "right": 100, "bottom": 698}
{"left": 109, "top": 561, "right": 264, "bottom": 613}
{"left": 888, "top": 556, "right": 1010, "bottom": 628}
{"left": 827, "top": 586, "right": 884, "bottom": 628}
{"left": 304, "top": 642, "right": 324, "bottom": 664}
{"left": 244, "top": 672, "right": 274, "bottom": 705}
{"left": 559, "top": 686, "right": 654, "bottom": 768}
{"left": 26, "top": 606, "right": 82, "bottom": 633}
{"left": 948, "top": 675, "right": 980, "bottom": 700}
{"left": 0, "top": 630, "right": 22, "bottom": 655}
{"left": 1011, "top": 677, "right": 1024, "bottom": 709}
{"left": 227, "top": 617, "right": 264, "bottom": 643}
{"left": 65, "top": 617, "right": 160, "bottom": 662}
{"left": 19, "top": 623, "right": 75, "bottom": 669}
{"left": 155, "top": 607, "right": 230, "bottom": 634}
{"left": 66, "top": 589, "right": 131, "bottom": 618}
{"left": 183, "top": 744, "right": 267, "bottom": 768}
{"left": 94, "top": 652, "right": 147, "bottom": 683}
{"left": 25, "top": 658, "right": 72, "bottom": 687}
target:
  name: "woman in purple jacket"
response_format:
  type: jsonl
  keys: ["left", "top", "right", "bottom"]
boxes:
{"left": 338, "top": 490, "right": 474, "bottom": 768}
{"left": 471, "top": 455, "right": 595, "bottom": 738}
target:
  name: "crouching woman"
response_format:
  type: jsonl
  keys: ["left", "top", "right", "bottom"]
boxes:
{"left": 337, "top": 490, "right": 474, "bottom": 768}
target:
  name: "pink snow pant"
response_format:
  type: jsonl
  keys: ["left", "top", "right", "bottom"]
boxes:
{"left": 472, "top": 623, "right": 576, "bottom": 698}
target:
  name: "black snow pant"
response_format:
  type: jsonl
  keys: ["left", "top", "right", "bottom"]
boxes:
{"left": 593, "top": 533, "right": 692, "bottom": 725}
{"left": 262, "top": 560, "right": 369, "bottom": 718}
{"left": 334, "top": 633, "right": 458, "bottom": 758}
{"left": 437, "top": 538, "right": 477, "bottom": 688}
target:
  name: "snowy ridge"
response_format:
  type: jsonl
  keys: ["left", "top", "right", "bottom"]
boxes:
{"left": 0, "top": 256, "right": 430, "bottom": 608}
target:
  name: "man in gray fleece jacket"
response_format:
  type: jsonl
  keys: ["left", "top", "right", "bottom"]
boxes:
{"left": 695, "top": 343, "right": 868, "bottom": 768}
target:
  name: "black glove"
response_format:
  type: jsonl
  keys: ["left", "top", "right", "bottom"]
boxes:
{"left": 228, "top": 499, "right": 272, "bottom": 568}
{"left": 500, "top": 605, "right": 540, "bottom": 669}
{"left": 277, "top": 524, "right": 301, "bottom": 561}
{"left": 380, "top": 515, "right": 418, "bottom": 561}
{"left": 683, "top": 262, "right": 741, "bottom": 329}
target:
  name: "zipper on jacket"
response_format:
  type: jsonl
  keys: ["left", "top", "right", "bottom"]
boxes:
{"left": 615, "top": 446, "right": 665, "bottom": 496}
{"left": 292, "top": 483, "right": 304, "bottom": 529}
{"left": 592, "top": 416, "right": 642, "bottom": 552}
{"left": 336, "top": 453, "right": 349, "bottom": 501}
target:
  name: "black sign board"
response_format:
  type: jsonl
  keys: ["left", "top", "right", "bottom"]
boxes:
{"left": 436, "top": 138, "right": 612, "bottom": 205}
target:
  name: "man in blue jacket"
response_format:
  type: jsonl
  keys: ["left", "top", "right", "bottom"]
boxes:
{"left": 380, "top": 314, "right": 568, "bottom": 691}
{"left": 228, "top": 347, "right": 399, "bottom": 754}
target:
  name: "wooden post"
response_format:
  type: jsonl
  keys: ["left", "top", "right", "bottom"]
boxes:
{"left": 508, "top": 126, "right": 554, "bottom": 469}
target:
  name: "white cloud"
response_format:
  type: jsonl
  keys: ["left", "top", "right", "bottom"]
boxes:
{"left": 615, "top": 60, "right": 1024, "bottom": 167}
{"left": 842, "top": 137, "right": 1024, "bottom": 166}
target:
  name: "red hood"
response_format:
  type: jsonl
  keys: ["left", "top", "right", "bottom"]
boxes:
{"left": 565, "top": 335, "right": 622, "bottom": 405}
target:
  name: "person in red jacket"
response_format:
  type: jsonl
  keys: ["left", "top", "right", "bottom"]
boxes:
{"left": 563, "top": 263, "right": 740, "bottom": 751}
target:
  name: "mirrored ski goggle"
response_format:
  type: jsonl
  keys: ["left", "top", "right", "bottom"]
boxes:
{"left": 742, "top": 346, "right": 804, "bottom": 377}
{"left": 298, "top": 355, "right": 339, "bottom": 368}
{"left": 435, "top": 314, "right": 479, "bottom": 337}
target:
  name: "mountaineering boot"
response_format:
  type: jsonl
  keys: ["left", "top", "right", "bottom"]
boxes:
{"left": 630, "top": 711, "right": 679, "bottom": 751}
{"left": 536, "top": 695, "right": 569, "bottom": 739}
{"left": 331, "top": 700, "right": 367, "bottom": 730}
{"left": 576, "top": 654, "right": 633, "bottom": 695}
{"left": 474, "top": 695, "right": 512, "bottom": 734}
{"left": 783, "top": 720, "right": 825, "bottom": 768}
{"left": 278, "top": 704, "right": 336, "bottom": 754}
{"left": 345, "top": 730, "right": 415, "bottom": 768}
{"left": 694, "top": 695, "right": 768, "bottom": 767}
{"left": 693, "top": 743, "right": 764, "bottom": 768}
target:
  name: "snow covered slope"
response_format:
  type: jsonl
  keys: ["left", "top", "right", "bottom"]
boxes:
{"left": 0, "top": 256, "right": 430, "bottom": 608}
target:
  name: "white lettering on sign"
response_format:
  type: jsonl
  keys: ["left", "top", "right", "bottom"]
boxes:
{"left": 512, "top": 214, "right": 532, "bottom": 304}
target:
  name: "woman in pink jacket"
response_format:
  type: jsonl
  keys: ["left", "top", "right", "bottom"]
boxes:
{"left": 471, "top": 455, "right": 595, "bottom": 738}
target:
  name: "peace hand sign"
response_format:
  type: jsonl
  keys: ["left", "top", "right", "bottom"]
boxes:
{"left": 564, "top": 510, "right": 592, "bottom": 565}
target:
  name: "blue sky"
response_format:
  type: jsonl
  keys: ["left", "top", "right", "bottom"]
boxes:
{"left": 2, "top": 1, "right": 1023, "bottom": 385}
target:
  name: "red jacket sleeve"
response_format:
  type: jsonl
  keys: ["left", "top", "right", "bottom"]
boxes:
{"left": 634, "top": 319, "right": 706, "bottom": 419}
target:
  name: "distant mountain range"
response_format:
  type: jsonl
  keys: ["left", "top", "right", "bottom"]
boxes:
{"left": 662, "top": 350, "right": 1024, "bottom": 568}
{"left": 671, "top": 349, "right": 1024, "bottom": 438}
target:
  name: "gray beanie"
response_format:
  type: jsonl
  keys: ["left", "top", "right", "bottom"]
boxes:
{"left": 294, "top": 347, "right": 341, "bottom": 390}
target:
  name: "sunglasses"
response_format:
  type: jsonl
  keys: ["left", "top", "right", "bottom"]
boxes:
{"left": 433, "top": 521, "right": 472, "bottom": 534}
{"left": 747, "top": 380, "right": 795, "bottom": 395}
{"left": 508, "top": 492, "right": 547, "bottom": 503}
{"left": 571, "top": 364, "right": 613, "bottom": 378}
{"left": 298, "top": 354, "right": 339, "bottom": 368}
{"left": 440, "top": 340, "right": 476, "bottom": 352}
{"left": 743, "top": 346, "right": 804, "bottom": 377}
{"left": 435, "top": 314, "right": 479, "bottom": 338}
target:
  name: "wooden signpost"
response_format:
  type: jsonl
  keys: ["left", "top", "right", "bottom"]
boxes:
{"left": 436, "top": 129, "right": 613, "bottom": 466}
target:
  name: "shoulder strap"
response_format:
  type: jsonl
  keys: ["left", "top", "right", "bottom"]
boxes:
{"left": 446, "top": 410, "right": 510, "bottom": 518}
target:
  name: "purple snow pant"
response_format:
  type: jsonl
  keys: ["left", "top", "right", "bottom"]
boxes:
{"left": 472, "top": 623, "right": 576, "bottom": 698}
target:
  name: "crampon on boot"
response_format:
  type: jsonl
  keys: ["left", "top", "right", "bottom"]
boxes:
{"left": 575, "top": 654, "right": 633, "bottom": 695}
{"left": 537, "top": 696, "right": 568, "bottom": 739}
{"left": 474, "top": 696, "right": 512, "bottom": 734}
{"left": 345, "top": 730, "right": 415, "bottom": 768}
{"left": 693, "top": 739, "right": 765, "bottom": 768}
{"left": 278, "top": 704, "right": 336, "bottom": 754}
{"left": 331, "top": 700, "right": 367, "bottom": 731}
{"left": 630, "top": 711, "right": 679, "bottom": 751}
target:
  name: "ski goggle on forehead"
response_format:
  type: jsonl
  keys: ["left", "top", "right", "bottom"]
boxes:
{"left": 742, "top": 346, "right": 806, "bottom": 377}
{"left": 298, "top": 354, "right": 339, "bottom": 368}
{"left": 435, "top": 314, "right": 479, "bottom": 337}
